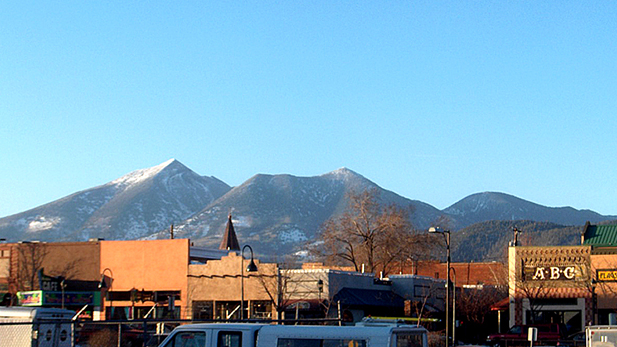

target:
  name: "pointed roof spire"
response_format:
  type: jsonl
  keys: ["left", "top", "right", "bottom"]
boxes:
{"left": 219, "top": 214, "right": 240, "bottom": 251}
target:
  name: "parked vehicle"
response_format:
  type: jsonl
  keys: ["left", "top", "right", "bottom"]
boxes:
{"left": 158, "top": 318, "right": 428, "bottom": 347}
{"left": 486, "top": 323, "right": 568, "bottom": 347}
{"left": 0, "top": 307, "right": 74, "bottom": 347}
{"left": 587, "top": 326, "right": 617, "bottom": 347}
{"left": 558, "top": 331, "right": 586, "bottom": 347}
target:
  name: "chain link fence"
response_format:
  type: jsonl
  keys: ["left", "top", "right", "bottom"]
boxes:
{"left": 0, "top": 319, "right": 181, "bottom": 347}
{"left": 1, "top": 317, "right": 345, "bottom": 347}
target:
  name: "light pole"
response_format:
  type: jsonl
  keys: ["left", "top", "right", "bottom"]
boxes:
{"left": 60, "top": 277, "right": 66, "bottom": 310}
{"left": 241, "top": 245, "right": 258, "bottom": 320}
{"left": 429, "top": 226, "right": 451, "bottom": 347}
{"left": 450, "top": 267, "right": 456, "bottom": 347}
{"left": 98, "top": 268, "right": 114, "bottom": 319}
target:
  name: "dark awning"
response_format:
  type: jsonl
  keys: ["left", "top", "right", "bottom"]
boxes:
{"left": 333, "top": 288, "right": 405, "bottom": 308}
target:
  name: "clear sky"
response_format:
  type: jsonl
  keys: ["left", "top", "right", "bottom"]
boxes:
{"left": 1, "top": 2, "right": 616, "bottom": 219}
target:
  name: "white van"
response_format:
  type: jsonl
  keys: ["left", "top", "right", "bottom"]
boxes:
{"left": 587, "top": 326, "right": 617, "bottom": 347}
{"left": 0, "top": 307, "right": 74, "bottom": 347}
{"left": 157, "top": 319, "right": 428, "bottom": 347}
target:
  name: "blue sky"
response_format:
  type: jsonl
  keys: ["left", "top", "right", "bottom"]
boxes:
{"left": 1, "top": 2, "right": 616, "bottom": 218}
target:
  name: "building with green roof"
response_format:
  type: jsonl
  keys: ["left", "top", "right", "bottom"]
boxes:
{"left": 582, "top": 222, "right": 617, "bottom": 250}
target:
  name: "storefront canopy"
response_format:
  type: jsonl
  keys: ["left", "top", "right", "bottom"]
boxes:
{"left": 333, "top": 288, "right": 405, "bottom": 308}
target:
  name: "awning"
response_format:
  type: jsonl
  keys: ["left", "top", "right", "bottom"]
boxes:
{"left": 333, "top": 288, "right": 405, "bottom": 308}
{"left": 490, "top": 297, "right": 510, "bottom": 311}
{"left": 285, "top": 299, "right": 322, "bottom": 311}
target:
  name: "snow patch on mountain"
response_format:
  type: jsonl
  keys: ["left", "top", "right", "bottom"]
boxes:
{"left": 278, "top": 228, "right": 308, "bottom": 244}
{"left": 28, "top": 216, "right": 61, "bottom": 232}
{"left": 232, "top": 215, "right": 251, "bottom": 228}
{"left": 322, "top": 167, "right": 355, "bottom": 180}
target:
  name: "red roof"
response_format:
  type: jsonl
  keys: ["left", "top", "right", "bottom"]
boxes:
{"left": 491, "top": 297, "right": 509, "bottom": 311}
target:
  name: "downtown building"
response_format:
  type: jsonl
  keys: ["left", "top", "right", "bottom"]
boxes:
{"left": 508, "top": 223, "right": 617, "bottom": 332}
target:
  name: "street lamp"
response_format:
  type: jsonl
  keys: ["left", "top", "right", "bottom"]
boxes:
{"left": 317, "top": 279, "right": 325, "bottom": 317}
{"left": 98, "top": 268, "right": 114, "bottom": 319}
{"left": 450, "top": 267, "right": 457, "bottom": 347}
{"left": 429, "top": 226, "right": 451, "bottom": 347}
{"left": 241, "top": 245, "right": 258, "bottom": 320}
{"left": 60, "top": 277, "right": 66, "bottom": 310}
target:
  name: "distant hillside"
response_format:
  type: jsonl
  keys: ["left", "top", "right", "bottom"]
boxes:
{"left": 444, "top": 192, "right": 610, "bottom": 228}
{"left": 451, "top": 220, "right": 583, "bottom": 262}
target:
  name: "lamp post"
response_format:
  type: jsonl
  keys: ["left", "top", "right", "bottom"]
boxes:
{"left": 429, "top": 226, "right": 451, "bottom": 347}
{"left": 317, "top": 279, "right": 324, "bottom": 316}
{"left": 241, "top": 245, "right": 258, "bottom": 320}
{"left": 98, "top": 268, "right": 114, "bottom": 319}
{"left": 60, "top": 277, "right": 66, "bottom": 310}
{"left": 450, "top": 267, "right": 456, "bottom": 347}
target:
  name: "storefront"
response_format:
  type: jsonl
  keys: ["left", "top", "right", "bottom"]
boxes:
{"left": 508, "top": 245, "right": 592, "bottom": 332}
{"left": 17, "top": 290, "right": 101, "bottom": 319}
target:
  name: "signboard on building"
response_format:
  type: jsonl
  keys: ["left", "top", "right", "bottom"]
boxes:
{"left": 17, "top": 290, "right": 100, "bottom": 306}
{"left": 523, "top": 265, "right": 584, "bottom": 281}
{"left": 597, "top": 269, "right": 617, "bottom": 282}
{"left": 17, "top": 291, "right": 43, "bottom": 305}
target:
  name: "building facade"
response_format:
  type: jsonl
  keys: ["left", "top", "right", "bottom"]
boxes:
{"left": 507, "top": 223, "right": 617, "bottom": 332}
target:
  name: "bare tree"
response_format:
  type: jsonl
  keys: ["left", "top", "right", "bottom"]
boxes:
{"left": 457, "top": 285, "right": 507, "bottom": 328}
{"left": 256, "top": 264, "right": 295, "bottom": 321}
{"left": 256, "top": 267, "right": 328, "bottom": 320}
{"left": 15, "top": 242, "right": 48, "bottom": 291}
{"left": 312, "top": 189, "right": 432, "bottom": 276}
{"left": 406, "top": 279, "right": 443, "bottom": 327}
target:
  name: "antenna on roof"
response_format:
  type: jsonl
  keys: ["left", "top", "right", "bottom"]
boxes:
{"left": 510, "top": 227, "right": 520, "bottom": 246}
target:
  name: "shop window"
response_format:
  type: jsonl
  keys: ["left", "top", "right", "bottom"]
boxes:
{"left": 215, "top": 301, "right": 241, "bottom": 320}
{"left": 193, "top": 301, "right": 214, "bottom": 320}
{"left": 251, "top": 301, "right": 272, "bottom": 319}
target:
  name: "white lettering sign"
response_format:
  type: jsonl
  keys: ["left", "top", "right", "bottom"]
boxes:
{"left": 533, "top": 267, "right": 546, "bottom": 280}
{"left": 528, "top": 266, "right": 578, "bottom": 281}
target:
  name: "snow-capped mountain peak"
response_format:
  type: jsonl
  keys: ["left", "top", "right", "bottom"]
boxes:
{"left": 109, "top": 159, "right": 179, "bottom": 189}
{"left": 0, "top": 159, "right": 231, "bottom": 242}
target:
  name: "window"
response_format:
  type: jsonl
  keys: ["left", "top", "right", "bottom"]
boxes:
{"left": 162, "top": 331, "right": 206, "bottom": 347}
{"left": 509, "top": 326, "right": 522, "bottom": 334}
{"left": 396, "top": 333, "right": 425, "bottom": 347}
{"left": 278, "top": 338, "right": 367, "bottom": 347}
{"left": 219, "top": 331, "right": 242, "bottom": 347}
{"left": 324, "top": 339, "right": 366, "bottom": 347}
{"left": 413, "top": 285, "right": 430, "bottom": 298}
{"left": 193, "top": 301, "right": 214, "bottom": 320}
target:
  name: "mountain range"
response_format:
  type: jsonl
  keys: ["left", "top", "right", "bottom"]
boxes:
{"left": 0, "top": 159, "right": 614, "bottom": 262}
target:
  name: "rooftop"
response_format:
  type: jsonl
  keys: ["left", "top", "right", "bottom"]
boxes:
{"left": 583, "top": 223, "right": 617, "bottom": 247}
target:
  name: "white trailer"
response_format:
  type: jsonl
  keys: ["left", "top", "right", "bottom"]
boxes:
{"left": 157, "top": 318, "right": 428, "bottom": 347}
{"left": 586, "top": 326, "right": 617, "bottom": 347}
{"left": 0, "top": 307, "right": 74, "bottom": 347}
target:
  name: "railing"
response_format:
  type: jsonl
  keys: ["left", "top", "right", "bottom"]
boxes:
{"left": 0, "top": 317, "right": 344, "bottom": 347}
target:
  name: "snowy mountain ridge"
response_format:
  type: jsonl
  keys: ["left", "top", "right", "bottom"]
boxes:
{"left": 0, "top": 160, "right": 614, "bottom": 261}
{"left": 0, "top": 159, "right": 230, "bottom": 242}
